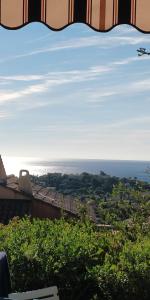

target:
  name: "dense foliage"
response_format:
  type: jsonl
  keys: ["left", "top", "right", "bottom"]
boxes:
{"left": 32, "top": 172, "right": 121, "bottom": 199}
{"left": 0, "top": 218, "right": 150, "bottom": 300}
{"left": 98, "top": 182, "right": 150, "bottom": 224}
{"left": 1, "top": 174, "right": 150, "bottom": 299}
{"left": 32, "top": 172, "right": 150, "bottom": 200}
{"left": 32, "top": 173, "right": 150, "bottom": 224}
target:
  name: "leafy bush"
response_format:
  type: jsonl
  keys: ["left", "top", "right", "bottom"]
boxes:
{"left": 0, "top": 218, "right": 149, "bottom": 300}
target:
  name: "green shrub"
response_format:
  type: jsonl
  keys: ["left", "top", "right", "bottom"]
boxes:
{"left": 0, "top": 217, "right": 149, "bottom": 300}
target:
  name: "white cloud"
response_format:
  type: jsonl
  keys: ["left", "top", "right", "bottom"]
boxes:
{"left": 0, "top": 65, "right": 113, "bottom": 106}
{"left": 33, "top": 115, "right": 150, "bottom": 135}
{"left": 102, "top": 116, "right": 150, "bottom": 129}
{"left": 132, "top": 78, "right": 150, "bottom": 92}
{"left": 87, "top": 91, "right": 117, "bottom": 103}
{"left": 0, "top": 56, "right": 149, "bottom": 110}
{"left": 86, "top": 74, "right": 150, "bottom": 105}
{"left": 1, "top": 33, "right": 150, "bottom": 63}
{"left": 0, "top": 111, "right": 12, "bottom": 120}
{"left": 0, "top": 75, "right": 45, "bottom": 82}
{"left": 114, "top": 26, "right": 136, "bottom": 35}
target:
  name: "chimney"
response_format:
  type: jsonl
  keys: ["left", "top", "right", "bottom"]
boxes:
{"left": 0, "top": 155, "right": 7, "bottom": 186}
{"left": 18, "top": 170, "right": 33, "bottom": 196}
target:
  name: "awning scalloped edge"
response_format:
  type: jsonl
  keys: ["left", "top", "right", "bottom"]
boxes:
{"left": 0, "top": 22, "right": 150, "bottom": 34}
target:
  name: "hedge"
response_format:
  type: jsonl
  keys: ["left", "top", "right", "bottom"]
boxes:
{"left": 0, "top": 218, "right": 149, "bottom": 300}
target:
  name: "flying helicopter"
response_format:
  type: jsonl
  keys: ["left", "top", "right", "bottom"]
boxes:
{"left": 137, "top": 48, "right": 150, "bottom": 56}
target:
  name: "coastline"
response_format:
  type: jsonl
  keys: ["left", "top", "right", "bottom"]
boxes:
{"left": 3, "top": 157, "right": 150, "bottom": 182}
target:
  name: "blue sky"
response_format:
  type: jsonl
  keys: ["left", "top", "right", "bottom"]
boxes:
{"left": 0, "top": 23, "right": 150, "bottom": 161}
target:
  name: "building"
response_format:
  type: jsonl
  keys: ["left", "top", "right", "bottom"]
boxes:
{"left": 0, "top": 156, "right": 96, "bottom": 224}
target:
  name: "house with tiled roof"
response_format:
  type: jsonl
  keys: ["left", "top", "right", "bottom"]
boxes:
{"left": 0, "top": 156, "right": 96, "bottom": 224}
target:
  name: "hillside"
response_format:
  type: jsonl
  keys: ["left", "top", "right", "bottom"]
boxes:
{"left": 31, "top": 173, "right": 150, "bottom": 224}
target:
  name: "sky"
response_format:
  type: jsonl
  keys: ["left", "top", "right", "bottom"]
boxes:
{"left": 0, "top": 23, "right": 150, "bottom": 161}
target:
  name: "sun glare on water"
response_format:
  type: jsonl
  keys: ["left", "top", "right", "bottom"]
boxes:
{"left": 2, "top": 156, "right": 52, "bottom": 177}
{"left": 3, "top": 157, "right": 35, "bottom": 177}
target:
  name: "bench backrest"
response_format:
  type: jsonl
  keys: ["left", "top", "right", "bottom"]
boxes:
{"left": 9, "top": 286, "right": 59, "bottom": 300}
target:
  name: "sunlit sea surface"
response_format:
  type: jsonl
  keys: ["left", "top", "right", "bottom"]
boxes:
{"left": 3, "top": 157, "right": 150, "bottom": 182}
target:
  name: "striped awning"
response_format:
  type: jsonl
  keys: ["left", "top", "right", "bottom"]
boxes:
{"left": 0, "top": 0, "right": 150, "bottom": 33}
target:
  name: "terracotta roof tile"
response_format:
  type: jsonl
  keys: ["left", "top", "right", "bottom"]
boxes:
{"left": 0, "top": 175, "right": 96, "bottom": 222}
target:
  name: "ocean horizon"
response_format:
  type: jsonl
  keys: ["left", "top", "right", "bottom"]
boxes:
{"left": 2, "top": 157, "right": 150, "bottom": 182}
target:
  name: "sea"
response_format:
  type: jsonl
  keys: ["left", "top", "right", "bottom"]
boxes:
{"left": 3, "top": 157, "right": 150, "bottom": 183}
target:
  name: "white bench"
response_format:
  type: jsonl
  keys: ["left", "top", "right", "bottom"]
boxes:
{"left": 9, "top": 286, "right": 59, "bottom": 300}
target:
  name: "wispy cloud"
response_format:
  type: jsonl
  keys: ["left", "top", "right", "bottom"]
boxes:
{"left": 102, "top": 116, "right": 150, "bottom": 129}
{"left": 86, "top": 74, "right": 150, "bottom": 105}
{"left": 1, "top": 33, "right": 150, "bottom": 63}
{"left": 0, "top": 66, "right": 113, "bottom": 106}
{"left": 0, "top": 111, "right": 12, "bottom": 120}
{"left": 0, "top": 83, "right": 49, "bottom": 105}
{"left": 33, "top": 115, "right": 150, "bottom": 134}
{"left": 0, "top": 55, "right": 149, "bottom": 109}
{"left": 114, "top": 26, "right": 136, "bottom": 35}
{"left": 0, "top": 75, "right": 45, "bottom": 82}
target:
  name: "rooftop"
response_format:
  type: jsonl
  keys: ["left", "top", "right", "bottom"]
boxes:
{"left": 0, "top": 156, "right": 96, "bottom": 223}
